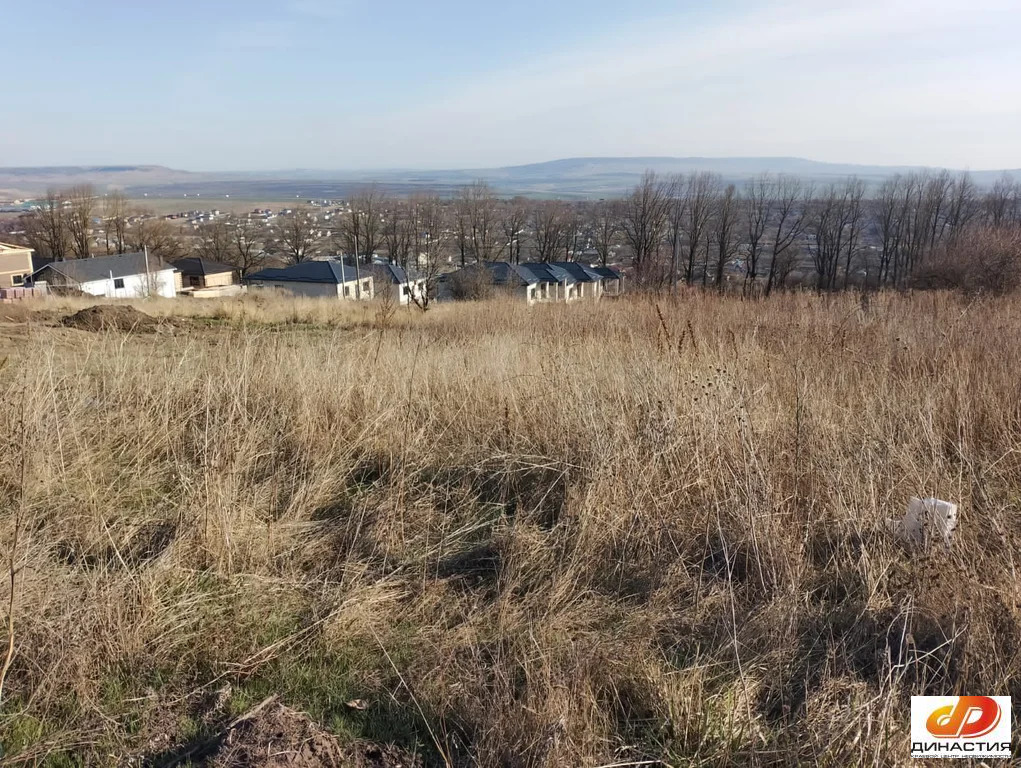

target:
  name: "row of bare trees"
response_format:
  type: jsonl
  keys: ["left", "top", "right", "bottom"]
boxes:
{"left": 19, "top": 185, "right": 189, "bottom": 263}
{"left": 616, "top": 168, "right": 1021, "bottom": 293}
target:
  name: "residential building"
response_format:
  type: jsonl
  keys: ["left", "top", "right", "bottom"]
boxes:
{"left": 171, "top": 257, "right": 241, "bottom": 296}
{"left": 0, "top": 242, "right": 35, "bottom": 288}
{"left": 370, "top": 263, "right": 426, "bottom": 306}
{"left": 519, "top": 262, "right": 580, "bottom": 301}
{"left": 245, "top": 261, "right": 373, "bottom": 299}
{"left": 548, "top": 261, "right": 605, "bottom": 299}
{"left": 437, "top": 261, "right": 540, "bottom": 304}
{"left": 31, "top": 252, "right": 178, "bottom": 298}
{"left": 592, "top": 265, "right": 625, "bottom": 296}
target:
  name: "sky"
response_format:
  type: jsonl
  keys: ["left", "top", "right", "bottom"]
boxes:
{"left": 3, "top": 0, "right": 1020, "bottom": 171}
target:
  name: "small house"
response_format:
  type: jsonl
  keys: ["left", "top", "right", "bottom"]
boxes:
{"left": 171, "top": 257, "right": 241, "bottom": 296}
{"left": 592, "top": 265, "right": 624, "bottom": 297}
{"left": 519, "top": 262, "right": 579, "bottom": 302}
{"left": 370, "top": 263, "right": 426, "bottom": 306}
{"left": 548, "top": 261, "right": 604, "bottom": 299}
{"left": 0, "top": 242, "right": 35, "bottom": 288}
{"left": 245, "top": 261, "right": 373, "bottom": 300}
{"left": 437, "top": 261, "right": 540, "bottom": 305}
{"left": 31, "top": 252, "right": 178, "bottom": 298}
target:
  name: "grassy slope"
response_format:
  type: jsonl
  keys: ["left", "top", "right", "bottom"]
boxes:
{"left": 0, "top": 292, "right": 1018, "bottom": 766}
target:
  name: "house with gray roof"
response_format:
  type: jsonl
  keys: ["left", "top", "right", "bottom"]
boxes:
{"left": 521, "top": 262, "right": 590, "bottom": 301}
{"left": 548, "top": 262, "right": 605, "bottom": 299}
{"left": 370, "top": 262, "right": 426, "bottom": 306}
{"left": 591, "top": 265, "right": 624, "bottom": 296}
{"left": 171, "top": 257, "right": 240, "bottom": 295}
{"left": 31, "top": 252, "right": 178, "bottom": 298}
{"left": 437, "top": 261, "right": 541, "bottom": 304}
{"left": 244, "top": 261, "right": 373, "bottom": 300}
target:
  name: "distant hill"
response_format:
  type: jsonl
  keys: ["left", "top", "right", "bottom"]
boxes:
{"left": 0, "top": 165, "right": 201, "bottom": 198}
{"left": 1, "top": 157, "right": 1018, "bottom": 200}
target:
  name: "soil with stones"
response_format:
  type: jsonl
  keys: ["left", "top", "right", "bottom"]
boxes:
{"left": 61, "top": 305, "right": 165, "bottom": 333}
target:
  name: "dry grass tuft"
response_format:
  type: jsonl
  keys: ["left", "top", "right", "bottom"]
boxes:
{"left": 0, "top": 291, "right": 1018, "bottom": 766}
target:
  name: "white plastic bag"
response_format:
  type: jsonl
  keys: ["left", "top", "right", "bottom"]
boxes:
{"left": 887, "top": 497, "right": 958, "bottom": 548}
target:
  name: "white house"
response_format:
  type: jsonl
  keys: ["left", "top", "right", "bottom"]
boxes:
{"left": 371, "top": 263, "right": 426, "bottom": 306}
{"left": 245, "top": 261, "right": 373, "bottom": 299}
{"left": 31, "top": 252, "right": 178, "bottom": 298}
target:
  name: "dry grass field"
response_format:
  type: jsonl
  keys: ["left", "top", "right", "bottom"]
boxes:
{"left": 0, "top": 291, "right": 1018, "bottom": 766}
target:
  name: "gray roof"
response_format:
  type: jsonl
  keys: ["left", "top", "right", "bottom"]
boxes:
{"left": 172, "top": 257, "right": 236, "bottom": 276}
{"left": 33, "top": 252, "right": 174, "bottom": 283}
{"left": 548, "top": 261, "right": 603, "bottom": 282}
{"left": 245, "top": 261, "right": 363, "bottom": 284}
{"left": 592, "top": 265, "right": 623, "bottom": 279}
{"left": 519, "top": 262, "right": 576, "bottom": 284}
{"left": 371, "top": 263, "right": 420, "bottom": 284}
{"left": 441, "top": 262, "right": 537, "bottom": 287}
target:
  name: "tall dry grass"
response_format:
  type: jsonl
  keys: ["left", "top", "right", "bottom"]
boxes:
{"left": 0, "top": 291, "right": 1019, "bottom": 766}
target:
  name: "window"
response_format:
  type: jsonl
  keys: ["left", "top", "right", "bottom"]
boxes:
{"left": 12, "top": 275, "right": 24, "bottom": 286}
{"left": 344, "top": 285, "right": 351, "bottom": 297}
{"left": 402, "top": 286, "right": 410, "bottom": 296}
{"left": 362, "top": 281, "right": 370, "bottom": 293}
{"left": 113, "top": 278, "right": 125, "bottom": 289}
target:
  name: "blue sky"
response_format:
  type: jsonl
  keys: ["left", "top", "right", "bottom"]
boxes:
{"left": 3, "top": 0, "right": 1020, "bottom": 171}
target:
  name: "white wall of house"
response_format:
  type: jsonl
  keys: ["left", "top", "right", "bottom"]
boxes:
{"left": 249, "top": 278, "right": 374, "bottom": 300}
{"left": 390, "top": 278, "right": 426, "bottom": 305}
{"left": 78, "top": 269, "right": 177, "bottom": 299}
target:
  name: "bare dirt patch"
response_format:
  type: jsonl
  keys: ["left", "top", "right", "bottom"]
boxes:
{"left": 207, "top": 701, "right": 421, "bottom": 768}
{"left": 61, "top": 305, "right": 165, "bottom": 333}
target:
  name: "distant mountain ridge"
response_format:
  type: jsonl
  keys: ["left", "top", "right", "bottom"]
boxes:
{"left": 2, "top": 157, "right": 1018, "bottom": 199}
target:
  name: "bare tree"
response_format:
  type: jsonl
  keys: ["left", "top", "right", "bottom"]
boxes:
{"left": 461, "top": 181, "right": 502, "bottom": 262}
{"left": 561, "top": 204, "right": 581, "bottom": 261}
{"left": 382, "top": 198, "right": 414, "bottom": 267}
{"left": 811, "top": 179, "right": 864, "bottom": 291}
{"left": 67, "top": 185, "right": 96, "bottom": 258}
{"left": 712, "top": 184, "right": 740, "bottom": 291}
{"left": 683, "top": 172, "right": 720, "bottom": 285}
{"left": 129, "top": 216, "right": 183, "bottom": 261}
{"left": 923, "top": 169, "right": 954, "bottom": 248}
{"left": 665, "top": 176, "right": 685, "bottom": 292}
{"left": 453, "top": 192, "right": 471, "bottom": 267}
{"left": 589, "top": 199, "right": 621, "bottom": 267}
{"left": 765, "top": 176, "right": 810, "bottom": 296}
{"left": 228, "top": 217, "right": 267, "bottom": 276}
{"left": 530, "top": 200, "right": 570, "bottom": 263}
{"left": 101, "top": 191, "right": 130, "bottom": 255}
{"left": 197, "top": 217, "right": 235, "bottom": 264}
{"left": 744, "top": 174, "right": 773, "bottom": 290}
{"left": 872, "top": 176, "right": 904, "bottom": 287}
{"left": 984, "top": 174, "right": 1019, "bottom": 228}
{"left": 278, "top": 206, "right": 319, "bottom": 264}
{"left": 408, "top": 194, "right": 449, "bottom": 310}
{"left": 344, "top": 186, "right": 384, "bottom": 264}
{"left": 621, "top": 171, "right": 671, "bottom": 281}
{"left": 20, "top": 189, "right": 71, "bottom": 261}
{"left": 500, "top": 198, "right": 529, "bottom": 264}
{"left": 944, "top": 171, "right": 979, "bottom": 244}
{"left": 840, "top": 179, "right": 866, "bottom": 289}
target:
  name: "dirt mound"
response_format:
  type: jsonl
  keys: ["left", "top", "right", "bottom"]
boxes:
{"left": 61, "top": 305, "right": 162, "bottom": 333}
{"left": 208, "top": 701, "right": 421, "bottom": 768}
